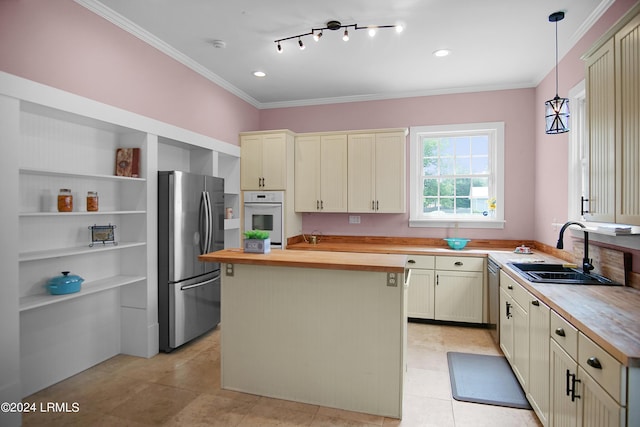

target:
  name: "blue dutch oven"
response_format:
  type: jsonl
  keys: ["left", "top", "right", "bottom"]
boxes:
{"left": 46, "top": 271, "right": 84, "bottom": 295}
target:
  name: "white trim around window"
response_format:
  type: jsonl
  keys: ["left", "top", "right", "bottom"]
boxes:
{"left": 409, "top": 122, "right": 505, "bottom": 228}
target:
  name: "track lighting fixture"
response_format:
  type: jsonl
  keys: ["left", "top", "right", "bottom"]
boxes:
{"left": 545, "top": 11, "right": 570, "bottom": 134}
{"left": 274, "top": 19, "right": 402, "bottom": 52}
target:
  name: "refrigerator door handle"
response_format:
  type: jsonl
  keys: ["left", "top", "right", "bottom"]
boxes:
{"left": 180, "top": 274, "right": 221, "bottom": 291}
{"left": 199, "top": 191, "right": 211, "bottom": 255}
{"left": 204, "top": 190, "right": 213, "bottom": 253}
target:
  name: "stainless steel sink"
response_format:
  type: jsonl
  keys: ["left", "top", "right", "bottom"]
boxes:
{"left": 507, "top": 263, "right": 621, "bottom": 286}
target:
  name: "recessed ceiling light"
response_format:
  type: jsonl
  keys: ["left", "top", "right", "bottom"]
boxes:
{"left": 253, "top": 71, "right": 266, "bottom": 77}
{"left": 433, "top": 49, "right": 451, "bottom": 57}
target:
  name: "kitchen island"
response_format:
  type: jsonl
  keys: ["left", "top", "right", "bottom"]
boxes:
{"left": 199, "top": 248, "right": 408, "bottom": 419}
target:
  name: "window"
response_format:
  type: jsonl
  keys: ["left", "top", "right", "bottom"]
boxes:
{"left": 409, "top": 122, "right": 504, "bottom": 228}
{"left": 567, "top": 80, "right": 587, "bottom": 221}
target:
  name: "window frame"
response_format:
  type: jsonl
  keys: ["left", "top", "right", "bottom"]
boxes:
{"left": 409, "top": 122, "right": 505, "bottom": 228}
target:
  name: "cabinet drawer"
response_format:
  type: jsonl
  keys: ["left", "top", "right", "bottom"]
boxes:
{"left": 550, "top": 310, "right": 578, "bottom": 360}
{"left": 436, "top": 256, "right": 484, "bottom": 271}
{"left": 511, "top": 281, "right": 531, "bottom": 309}
{"left": 406, "top": 255, "right": 435, "bottom": 269}
{"left": 578, "top": 332, "right": 625, "bottom": 404}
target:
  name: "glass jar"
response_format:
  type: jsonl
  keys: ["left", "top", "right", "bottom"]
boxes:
{"left": 57, "top": 189, "right": 73, "bottom": 212}
{"left": 86, "top": 191, "right": 99, "bottom": 212}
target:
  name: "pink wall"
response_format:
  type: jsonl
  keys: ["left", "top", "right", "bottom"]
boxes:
{"left": 261, "top": 90, "right": 537, "bottom": 240}
{"left": 0, "top": 0, "right": 259, "bottom": 145}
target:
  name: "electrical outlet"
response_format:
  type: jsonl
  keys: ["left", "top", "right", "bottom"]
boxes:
{"left": 349, "top": 215, "right": 361, "bottom": 224}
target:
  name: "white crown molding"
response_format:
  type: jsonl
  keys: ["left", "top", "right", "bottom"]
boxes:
{"left": 74, "top": 0, "right": 261, "bottom": 108}
{"left": 258, "top": 82, "right": 536, "bottom": 109}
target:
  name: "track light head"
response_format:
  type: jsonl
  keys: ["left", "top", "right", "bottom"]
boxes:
{"left": 276, "top": 42, "right": 282, "bottom": 53}
{"left": 298, "top": 38, "right": 305, "bottom": 50}
{"left": 313, "top": 30, "right": 322, "bottom": 42}
{"left": 343, "top": 29, "right": 349, "bottom": 41}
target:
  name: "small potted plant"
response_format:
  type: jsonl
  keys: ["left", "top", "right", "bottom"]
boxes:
{"left": 243, "top": 229, "right": 271, "bottom": 254}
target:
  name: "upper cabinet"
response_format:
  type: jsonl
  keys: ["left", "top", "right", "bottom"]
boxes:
{"left": 240, "top": 131, "right": 294, "bottom": 190}
{"left": 584, "top": 10, "right": 640, "bottom": 226}
{"left": 295, "top": 133, "right": 348, "bottom": 212}
{"left": 347, "top": 131, "right": 407, "bottom": 213}
{"left": 614, "top": 13, "right": 640, "bottom": 226}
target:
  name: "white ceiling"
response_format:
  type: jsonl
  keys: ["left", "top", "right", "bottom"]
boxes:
{"left": 80, "top": 0, "right": 611, "bottom": 109}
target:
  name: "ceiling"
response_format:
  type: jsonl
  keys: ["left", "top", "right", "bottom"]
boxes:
{"left": 80, "top": 0, "right": 611, "bottom": 109}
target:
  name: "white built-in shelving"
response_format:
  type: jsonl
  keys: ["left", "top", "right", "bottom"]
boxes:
{"left": 2, "top": 71, "right": 240, "bottom": 398}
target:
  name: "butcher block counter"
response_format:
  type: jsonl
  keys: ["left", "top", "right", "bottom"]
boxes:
{"left": 199, "top": 248, "right": 408, "bottom": 419}
{"left": 199, "top": 247, "right": 407, "bottom": 272}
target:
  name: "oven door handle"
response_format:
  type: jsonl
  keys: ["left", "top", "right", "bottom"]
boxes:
{"left": 244, "top": 203, "right": 282, "bottom": 208}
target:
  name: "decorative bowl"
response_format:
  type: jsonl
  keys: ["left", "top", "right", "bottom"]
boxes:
{"left": 444, "top": 238, "right": 470, "bottom": 250}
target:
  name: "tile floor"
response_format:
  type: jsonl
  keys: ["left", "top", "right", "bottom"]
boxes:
{"left": 23, "top": 322, "right": 542, "bottom": 426}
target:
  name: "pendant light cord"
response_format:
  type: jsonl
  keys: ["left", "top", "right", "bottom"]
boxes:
{"left": 555, "top": 19, "right": 559, "bottom": 98}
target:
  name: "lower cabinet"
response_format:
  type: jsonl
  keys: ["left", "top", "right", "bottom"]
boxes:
{"left": 549, "top": 305, "right": 628, "bottom": 427}
{"left": 407, "top": 255, "right": 484, "bottom": 323}
{"left": 500, "top": 270, "right": 550, "bottom": 426}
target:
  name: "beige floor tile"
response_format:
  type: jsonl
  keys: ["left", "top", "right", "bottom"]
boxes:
{"left": 240, "top": 401, "right": 316, "bottom": 426}
{"left": 451, "top": 400, "right": 543, "bottom": 427}
{"left": 315, "top": 406, "right": 384, "bottom": 425}
{"left": 164, "top": 393, "right": 255, "bottom": 427}
{"left": 107, "top": 382, "right": 199, "bottom": 425}
{"left": 384, "top": 394, "right": 455, "bottom": 427}
{"left": 404, "top": 367, "right": 452, "bottom": 401}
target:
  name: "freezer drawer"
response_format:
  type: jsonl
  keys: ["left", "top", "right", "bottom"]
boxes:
{"left": 168, "top": 273, "right": 221, "bottom": 350}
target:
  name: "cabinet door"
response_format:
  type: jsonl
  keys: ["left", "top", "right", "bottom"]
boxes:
{"left": 407, "top": 269, "right": 435, "bottom": 319}
{"left": 512, "top": 300, "right": 529, "bottom": 389}
{"left": 320, "top": 134, "right": 348, "bottom": 212}
{"left": 347, "top": 133, "right": 376, "bottom": 212}
{"left": 375, "top": 132, "right": 406, "bottom": 213}
{"left": 577, "top": 367, "right": 624, "bottom": 427}
{"left": 528, "top": 298, "right": 550, "bottom": 427}
{"left": 499, "top": 287, "right": 514, "bottom": 362}
{"left": 241, "top": 135, "right": 264, "bottom": 190}
{"left": 615, "top": 14, "right": 640, "bottom": 226}
{"left": 295, "top": 135, "right": 321, "bottom": 212}
{"left": 261, "top": 133, "right": 287, "bottom": 190}
{"left": 434, "top": 271, "right": 483, "bottom": 323}
{"left": 585, "top": 38, "right": 616, "bottom": 223}
{"left": 550, "top": 339, "right": 579, "bottom": 427}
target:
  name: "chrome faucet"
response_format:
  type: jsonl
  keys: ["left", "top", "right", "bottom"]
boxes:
{"left": 556, "top": 221, "right": 594, "bottom": 274}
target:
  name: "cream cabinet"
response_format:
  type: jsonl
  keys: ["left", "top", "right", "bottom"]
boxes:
{"left": 347, "top": 131, "right": 406, "bottom": 213}
{"left": 434, "top": 256, "right": 484, "bottom": 323}
{"left": 406, "top": 255, "right": 435, "bottom": 319}
{"left": 614, "top": 13, "right": 640, "bottom": 226}
{"left": 527, "top": 292, "right": 550, "bottom": 426}
{"left": 549, "top": 311, "right": 625, "bottom": 427}
{"left": 294, "top": 134, "right": 347, "bottom": 212}
{"left": 240, "top": 131, "right": 294, "bottom": 190}
{"left": 584, "top": 38, "right": 615, "bottom": 223}
{"left": 584, "top": 11, "right": 640, "bottom": 225}
{"left": 499, "top": 271, "right": 529, "bottom": 388}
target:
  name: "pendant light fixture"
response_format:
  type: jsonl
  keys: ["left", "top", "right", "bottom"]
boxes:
{"left": 545, "top": 11, "right": 570, "bottom": 134}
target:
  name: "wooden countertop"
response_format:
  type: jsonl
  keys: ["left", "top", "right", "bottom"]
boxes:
{"left": 199, "top": 248, "right": 407, "bottom": 273}
{"left": 287, "top": 241, "right": 498, "bottom": 257}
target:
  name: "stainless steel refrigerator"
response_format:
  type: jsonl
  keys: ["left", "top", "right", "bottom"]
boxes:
{"left": 158, "top": 170, "right": 224, "bottom": 352}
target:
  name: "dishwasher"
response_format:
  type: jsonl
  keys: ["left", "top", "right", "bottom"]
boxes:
{"left": 487, "top": 258, "right": 500, "bottom": 344}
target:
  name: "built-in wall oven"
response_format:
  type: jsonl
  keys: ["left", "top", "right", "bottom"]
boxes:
{"left": 243, "top": 191, "right": 285, "bottom": 248}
